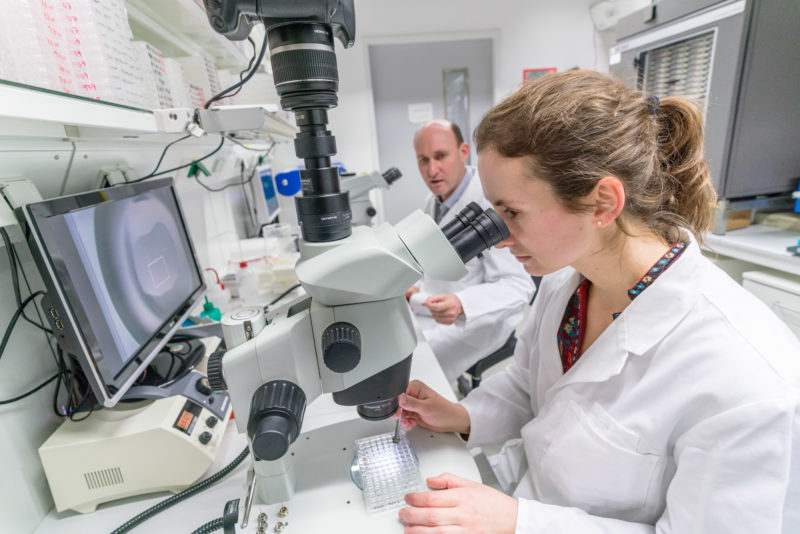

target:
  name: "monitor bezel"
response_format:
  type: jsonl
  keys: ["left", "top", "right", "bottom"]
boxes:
{"left": 22, "top": 178, "right": 206, "bottom": 408}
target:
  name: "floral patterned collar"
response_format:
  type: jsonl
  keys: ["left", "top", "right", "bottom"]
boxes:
{"left": 557, "top": 241, "right": 687, "bottom": 373}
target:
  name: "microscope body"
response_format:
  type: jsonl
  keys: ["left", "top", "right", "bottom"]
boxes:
{"left": 217, "top": 211, "right": 468, "bottom": 504}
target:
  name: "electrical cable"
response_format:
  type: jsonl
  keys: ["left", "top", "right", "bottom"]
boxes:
{"left": 225, "top": 135, "right": 274, "bottom": 152}
{"left": 0, "top": 373, "right": 58, "bottom": 405}
{"left": 1, "top": 228, "right": 53, "bottom": 335}
{"left": 194, "top": 160, "right": 256, "bottom": 193}
{"left": 121, "top": 134, "right": 192, "bottom": 185}
{"left": 109, "top": 446, "right": 250, "bottom": 534}
{"left": 10, "top": 242, "right": 54, "bottom": 336}
{"left": 0, "top": 290, "right": 45, "bottom": 362}
{"left": 204, "top": 30, "right": 268, "bottom": 109}
{"left": 190, "top": 517, "right": 224, "bottom": 534}
{"left": 220, "top": 36, "right": 257, "bottom": 101}
{"left": 194, "top": 142, "right": 274, "bottom": 194}
{"left": 269, "top": 283, "right": 302, "bottom": 307}
{"left": 120, "top": 135, "right": 227, "bottom": 186}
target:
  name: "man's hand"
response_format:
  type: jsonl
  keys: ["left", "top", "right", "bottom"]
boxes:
{"left": 399, "top": 473, "right": 518, "bottom": 534}
{"left": 422, "top": 293, "right": 463, "bottom": 324}
{"left": 405, "top": 286, "right": 420, "bottom": 301}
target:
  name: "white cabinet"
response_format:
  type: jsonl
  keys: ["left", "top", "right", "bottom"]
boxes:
{"left": 742, "top": 271, "right": 800, "bottom": 341}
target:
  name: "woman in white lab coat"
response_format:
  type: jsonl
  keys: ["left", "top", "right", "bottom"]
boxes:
{"left": 395, "top": 70, "right": 800, "bottom": 533}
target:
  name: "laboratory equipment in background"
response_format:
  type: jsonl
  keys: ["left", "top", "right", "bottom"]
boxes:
{"left": 201, "top": 0, "right": 510, "bottom": 524}
{"left": 341, "top": 167, "right": 402, "bottom": 226}
{"left": 243, "top": 164, "right": 281, "bottom": 237}
{"left": 19, "top": 178, "right": 233, "bottom": 512}
{"left": 610, "top": 0, "right": 800, "bottom": 234}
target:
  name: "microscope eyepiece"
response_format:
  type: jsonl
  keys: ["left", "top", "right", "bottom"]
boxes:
{"left": 439, "top": 201, "right": 484, "bottom": 240}
{"left": 444, "top": 205, "right": 510, "bottom": 264}
{"left": 382, "top": 167, "right": 402, "bottom": 185}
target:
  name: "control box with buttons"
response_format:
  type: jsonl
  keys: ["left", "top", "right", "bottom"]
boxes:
{"left": 39, "top": 392, "right": 233, "bottom": 514}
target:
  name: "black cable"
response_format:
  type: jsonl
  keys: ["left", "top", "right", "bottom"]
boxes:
{"left": 221, "top": 37, "right": 257, "bottom": 101}
{"left": 190, "top": 517, "right": 224, "bottom": 534}
{"left": 205, "top": 30, "right": 268, "bottom": 109}
{"left": 10, "top": 243, "right": 54, "bottom": 335}
{"left": 120, "top": 135, "right": 227, "bottom": 187}
{"left": 269, "top": 283, "right": 302, "bottom": 306}
{"left": 0, "top": 290, "right": 45, "bottom": 362}
{"left": 110, "top": 446, "right": 250, "bottom": 534}
{"left": 1, "top": 228, "right": 52, "bottom": 334}
{"left": 0, "top": 373, "right": 58, "bottom": 405}
{"left": 194, "top": 160, "right": 257, "bottom": 193}
{"left": 119, "top": 134, "right": 192, "bottom": 185}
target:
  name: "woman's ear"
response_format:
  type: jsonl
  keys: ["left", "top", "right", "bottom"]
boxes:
{"left": 592, "top": 176, "right": 625, "bottom": 227}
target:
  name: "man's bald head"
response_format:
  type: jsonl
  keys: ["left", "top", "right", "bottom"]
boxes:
{"left": 413, "top": 119, "right": 465, "bottom": 148}
{"left": 413, "top": 119, "right": 470, "bottom": 202}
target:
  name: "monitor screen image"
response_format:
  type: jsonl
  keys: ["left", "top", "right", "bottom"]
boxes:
{"left": 23, "top": 179, "right": 205, "bottom": 407}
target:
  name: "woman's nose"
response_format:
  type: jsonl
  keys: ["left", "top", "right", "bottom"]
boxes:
{"left": 495, "top": 234, "right": 514, "bottom": 249}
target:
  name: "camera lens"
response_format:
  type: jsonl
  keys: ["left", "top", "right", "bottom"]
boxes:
{"left": 268, "top": 22, "right": 339, "bottom": 111}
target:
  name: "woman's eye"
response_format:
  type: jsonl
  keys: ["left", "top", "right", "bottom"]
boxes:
{"left": 504, "top": 209, "right": 518, "bottom": 218}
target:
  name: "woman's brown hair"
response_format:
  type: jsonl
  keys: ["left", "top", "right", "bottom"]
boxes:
{"left": 474, "top": 70, "right": 717, "bottom": 244}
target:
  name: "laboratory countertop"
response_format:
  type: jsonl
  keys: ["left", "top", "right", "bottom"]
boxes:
{"left": 33, "top": 342, "right": 479, "bottom": 534}
{"left": 703, "top": 224, "right": 800, "bottom": 276}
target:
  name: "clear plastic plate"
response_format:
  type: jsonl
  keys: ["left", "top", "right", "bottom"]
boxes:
{"left": 353, "top": 432, "right": 425, "bottom": 513}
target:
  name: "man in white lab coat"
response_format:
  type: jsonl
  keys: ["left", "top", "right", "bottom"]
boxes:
{"left": 406, "top": 120, "right": 534, "bottom": 382}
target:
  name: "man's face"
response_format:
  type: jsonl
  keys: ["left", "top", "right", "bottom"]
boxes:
{"left": 414, "top": 126, "right": 469, "bottom": 201}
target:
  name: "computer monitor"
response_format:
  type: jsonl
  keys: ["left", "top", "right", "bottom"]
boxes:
{"left": 22, "top": 178, "right": 205, "bottom": 408}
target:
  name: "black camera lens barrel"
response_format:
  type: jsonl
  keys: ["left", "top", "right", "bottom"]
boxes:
{"left": 291, "top": 107, "right": 352, "bottom": 242}
{"left": 447, "top": 208, "right": 510, "bottom": 264}
{"left": 268, "top": 22, "right": 339, "bottom": 111}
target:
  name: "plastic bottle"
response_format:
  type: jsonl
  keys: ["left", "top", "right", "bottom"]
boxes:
{"left": 204, "top": 269, "right": 232, "bottom": 313}
{"left": 199, "top": 296, "right": 222, "bottom": 322}
{"left": 237, "top": 261, "right": 261, "bottom": 307}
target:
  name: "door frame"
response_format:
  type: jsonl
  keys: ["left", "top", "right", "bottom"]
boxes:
{"left": 360, "top": 30, "right": 500, "bottom": 224}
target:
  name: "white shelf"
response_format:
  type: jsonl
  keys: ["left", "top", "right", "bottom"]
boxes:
{"left": 125, "top": 0, "right": 253, "bottom": 69}
{"left": 0, "top": 82, "right": 158, "bottom": 138}
{"left": 0, "top": 83, "right": 296, "bottom": 142}
{"left": 704, "top": 224, "right": 800, "bottom": 276}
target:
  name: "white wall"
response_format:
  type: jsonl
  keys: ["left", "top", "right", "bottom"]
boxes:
{"left": 330, "top": 0, "right": 605, "bottom": 174}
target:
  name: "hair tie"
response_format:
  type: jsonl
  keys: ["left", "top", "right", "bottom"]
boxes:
{"left": 646, "top": 95, "right": 660, "bottom": 116}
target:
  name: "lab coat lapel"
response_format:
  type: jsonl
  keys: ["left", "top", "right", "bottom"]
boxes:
{"left": 545, "top": 238, "right": 704, "bottom": 393}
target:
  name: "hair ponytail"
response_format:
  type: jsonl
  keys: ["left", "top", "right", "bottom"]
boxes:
{"left": 655, "top": 97, "right": 717, "bottom": 241}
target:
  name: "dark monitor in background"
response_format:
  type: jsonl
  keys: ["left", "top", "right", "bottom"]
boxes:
{"left": 22, "top": 178, "right": 205, "bottom": 407}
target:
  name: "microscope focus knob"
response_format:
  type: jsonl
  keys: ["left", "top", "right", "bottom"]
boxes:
{"left": 322, "top": 322, "right": 361, "bottom": 373}
{"left": 248, "top": 380, "right": 307, "bottom": 461}
{"left": 207, "top": 349, "right": 227, "bottom": 391}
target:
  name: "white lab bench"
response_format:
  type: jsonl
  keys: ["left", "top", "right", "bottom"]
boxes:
{"left": 703, "top": 224, "right": 800, "bottom": 339}
{"left": 33, "top": 342, "right": 479, "bottom": 534}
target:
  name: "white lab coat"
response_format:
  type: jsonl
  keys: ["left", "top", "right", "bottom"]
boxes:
{"left": 461, "top": 237, "right": 800, "bottom": 533}
{"left": 411, "top": 168, "right": 534, "bottom": 381}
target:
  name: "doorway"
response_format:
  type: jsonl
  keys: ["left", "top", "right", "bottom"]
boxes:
{"left": 369, "top": 38, "right": 494, "bottom": 223}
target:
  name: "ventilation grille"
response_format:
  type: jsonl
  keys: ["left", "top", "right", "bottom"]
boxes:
{"left": 641, "top": 31, "right": 715, "bottom": 116}
{"left": 84, "top": 467, "right": 124, "bottom": 490}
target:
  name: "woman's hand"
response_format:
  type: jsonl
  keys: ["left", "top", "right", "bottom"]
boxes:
{"left": 397, "top": 380, "right": 470, "bottom": 435}
{"left": 399, "top": 473, "right": 518, "bottom": 533}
